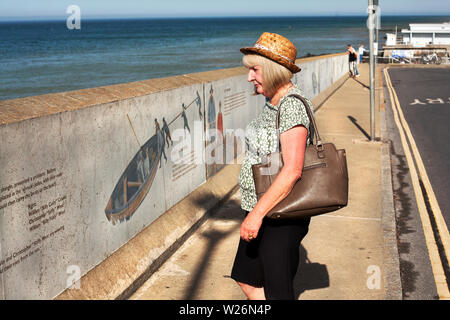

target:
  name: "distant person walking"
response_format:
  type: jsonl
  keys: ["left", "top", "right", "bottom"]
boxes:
{"left": 358, "top": 45, "right": 367, "bottom": 64}
{"left": 347, "top": 44, "right": 359, "bottom": 78}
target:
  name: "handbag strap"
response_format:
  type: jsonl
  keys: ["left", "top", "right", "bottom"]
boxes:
{"left": 275, "top": 93, "right": 322, "bottom": 150}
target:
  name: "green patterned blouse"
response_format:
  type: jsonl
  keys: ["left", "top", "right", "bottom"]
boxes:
{"left": 238, "top": 84, "right": 315, "bottom": 212}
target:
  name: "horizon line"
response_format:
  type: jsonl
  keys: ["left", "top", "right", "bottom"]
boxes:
{"left": 1, "top": 13, "right": 449, "bottom": 23}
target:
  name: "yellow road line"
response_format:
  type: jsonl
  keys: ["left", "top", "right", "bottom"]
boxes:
{"left": 384, "top": 67, "right": 450, "bottom": 299}
{"left": 386, "top": 71, "right": 450, "bottom": 263}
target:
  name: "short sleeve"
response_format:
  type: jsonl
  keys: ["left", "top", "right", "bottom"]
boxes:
{"left": 278, "top": 96, "right": 312, "bottom": 134}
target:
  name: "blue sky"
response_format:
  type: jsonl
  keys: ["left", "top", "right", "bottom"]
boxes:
{"left": 1, "top": 0, "right": 449, "bottom": 20}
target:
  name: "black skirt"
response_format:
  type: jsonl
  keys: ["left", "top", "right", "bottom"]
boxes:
{"left": 230, "top": 210, "right": 311, "bottom": 300}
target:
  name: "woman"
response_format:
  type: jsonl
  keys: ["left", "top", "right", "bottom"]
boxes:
{"left": 230, "top": 32, "right": 314, "bottom": 300}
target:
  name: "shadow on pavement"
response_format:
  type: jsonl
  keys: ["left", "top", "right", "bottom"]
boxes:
{"left": 348, "top": 115, "right": 371, "bottom": 140}
{"left": 294, "top": 245, "right": 330, "bottom": 299}
{"left": 183, "top": 195, "right": 243, "bottom": 300}
{"left": 352, "top": 77, "right": 370, "bottom": 89}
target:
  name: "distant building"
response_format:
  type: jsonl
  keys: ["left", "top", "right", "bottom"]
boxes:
{"left": 401, "top": 23, "right": 450, "bottom": 46}
{"left": 382, "top": 23, "right": 450, "bottom": 62}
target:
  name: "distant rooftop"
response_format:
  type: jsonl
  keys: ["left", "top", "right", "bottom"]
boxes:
{"left": 402, "top": 22, "right": 450, "bottom": 33}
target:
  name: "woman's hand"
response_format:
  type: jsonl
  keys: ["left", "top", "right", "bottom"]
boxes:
{"left": 240, "top": 210, "right": 263, "bottom": 242}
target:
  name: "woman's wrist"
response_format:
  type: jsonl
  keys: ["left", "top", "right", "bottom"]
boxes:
{"left": 249, "top": 207, "right": 266, "bottom": 220}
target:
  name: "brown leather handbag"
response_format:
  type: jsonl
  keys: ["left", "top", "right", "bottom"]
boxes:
{"left": 252, "top": 94, "right": 348, "bottom": 220}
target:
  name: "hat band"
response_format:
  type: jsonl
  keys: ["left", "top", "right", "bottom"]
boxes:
{"left": 254, "top": 43, "right": 295, "bottom": 63}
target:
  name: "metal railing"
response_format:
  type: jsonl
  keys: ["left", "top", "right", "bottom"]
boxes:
{"left": 362, "top": 54, "right": 450, "bottom": 65}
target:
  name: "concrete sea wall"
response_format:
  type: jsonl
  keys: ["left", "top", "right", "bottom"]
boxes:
{"left": 0, "top": 52, "right": 348, "bottom": 299}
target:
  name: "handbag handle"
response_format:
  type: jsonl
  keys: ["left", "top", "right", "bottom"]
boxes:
{"left": 275, "top": 94, "right": 322, "bottom": 151}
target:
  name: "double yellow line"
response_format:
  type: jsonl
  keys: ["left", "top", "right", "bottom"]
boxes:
{"left": 384, "top": 67, "right": 450, "bottom": 299}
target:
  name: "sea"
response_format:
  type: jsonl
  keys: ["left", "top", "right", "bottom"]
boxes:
{"left": 0, "top": 15, "right": 448, "bottom": 101}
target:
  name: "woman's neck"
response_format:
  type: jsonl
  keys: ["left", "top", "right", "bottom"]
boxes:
{"left": 269, "top": 82, "right": 293, "bottom": 106}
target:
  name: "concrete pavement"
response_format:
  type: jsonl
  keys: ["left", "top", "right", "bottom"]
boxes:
{"left": 129, "top": 63, "right": 402, "bottom": 300}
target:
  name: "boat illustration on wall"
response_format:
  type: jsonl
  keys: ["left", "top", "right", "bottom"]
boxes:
{"left": 104, "top": 92, "right": 202, "bottom": 225}
{"left": 105, "top": 132, "right": 164, "bottom": 225}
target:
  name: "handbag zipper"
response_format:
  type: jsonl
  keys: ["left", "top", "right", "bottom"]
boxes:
{"left": 303, "top": 162, "right": 327, "bottom": 171}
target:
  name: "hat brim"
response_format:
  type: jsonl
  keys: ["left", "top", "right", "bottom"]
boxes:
{"left": 240, "top": 47, "right": 301, "bottom": 74}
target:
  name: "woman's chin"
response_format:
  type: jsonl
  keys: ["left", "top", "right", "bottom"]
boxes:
{"left": 254, "top": 85, "right": 264, "bottom": 95}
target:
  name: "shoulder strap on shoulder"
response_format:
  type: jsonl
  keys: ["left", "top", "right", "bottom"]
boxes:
{"left": 275, "top": 94, "right": 321, "bottom": 147}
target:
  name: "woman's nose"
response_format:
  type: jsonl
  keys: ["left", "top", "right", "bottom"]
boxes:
{"left": 247, "top": 69, "right": 255, "bottom": 82}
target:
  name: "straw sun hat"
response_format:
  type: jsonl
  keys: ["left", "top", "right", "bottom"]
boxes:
{"left": 240, "top": 32, "right": 301, "bottom": 73}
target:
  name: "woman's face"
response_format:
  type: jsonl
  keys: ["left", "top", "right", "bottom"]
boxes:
{"left": 247, "top": 65, "right": 265, "bottom": 96}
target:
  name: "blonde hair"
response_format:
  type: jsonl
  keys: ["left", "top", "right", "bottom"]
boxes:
{"left": 242, "top": 54, "right": 293, "bottom": 97}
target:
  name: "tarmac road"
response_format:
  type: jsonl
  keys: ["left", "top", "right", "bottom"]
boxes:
{"left": 384, "top": 67, "right": 450, "bottom": 299}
